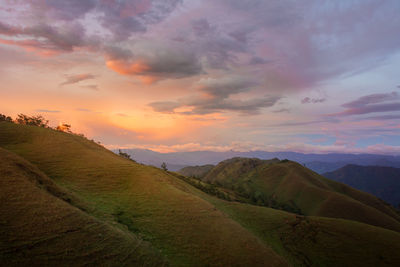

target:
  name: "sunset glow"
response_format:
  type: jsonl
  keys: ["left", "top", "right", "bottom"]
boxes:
{"left": 1, "top": 0, "right": 400, "bottom": 154}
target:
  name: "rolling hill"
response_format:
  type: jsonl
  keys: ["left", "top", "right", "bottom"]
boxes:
{"left": 188, "top": 157, "right": 400, "bottom": 232}
{"left": 178, "top": 164, "right": 215, "bottom": 179}
{"left": 0, "top": 147, "right": 165, "bottom": 266}
{"left": 120, "top": 148, "right": 400, "bottom": 172}
{"left": 324, "top": 164, "right": 400, "bottom": 208}
{"left": 2, "top": 121, "right": 400, "bottom": 266}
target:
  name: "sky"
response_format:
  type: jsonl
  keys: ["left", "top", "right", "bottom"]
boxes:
{"left": 1, "top": 0, "right": 400, "bottom": 154}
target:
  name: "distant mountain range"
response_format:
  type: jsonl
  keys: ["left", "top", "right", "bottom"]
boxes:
{"left": 117, "top": 148, "right": 400, "bottom": 173}
{"left": 324, "top": 165, "right": 400, "bottom": 208}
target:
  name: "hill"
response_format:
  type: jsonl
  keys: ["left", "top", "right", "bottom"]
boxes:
{"left": 0, "top": 147, "right": 164, "bottom": 266}
{"left": 324, "top": 165, "right": 400, "bottom": 208}
{"left": 2, "top": 121, "right": 400, "bottom": 266}
{"left": 199, "top": 157, "right": 400, "bottom": 232}
{"left": 178, "top": 164, "right": 214, "bottom": 179}
{"left": 119, "top": 148, "right": 400, "bottom": 173}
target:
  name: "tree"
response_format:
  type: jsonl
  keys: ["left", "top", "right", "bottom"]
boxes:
{"left": 118, "top": 149, "right": 131, "bottom": 160}
{"left": 56, "top": 123, "right": 71, "bottom": 132}
{"left": 161, "top": 162, "right": 168, "bottom": 171}
{"left": 0, "top": 114, "right": 13, "bottom": 122}
{"left": 16, "top": 114, "right": 49, "bottom": 127}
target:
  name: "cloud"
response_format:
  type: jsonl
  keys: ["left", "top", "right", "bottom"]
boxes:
{"left": 249, "top": 56, "right": 270, "bottom": 65}
{"left": 360, "top": 114, "right": 400, "bottom": 121}
{"left": 110, "top": 141, "right": 400, "bottom": 155}
{"left": 148, "top": 101, "right": 182, "bottom": 113}
{"left": 270, "top": 118, "right": 339, "bottom": 127}
{"left": 80, "top": 85, "right": 99, "bottom": 91}
{"left": 0, "top": 0, "right": 182, "bottom": 57}
{"left": 191, "top": 19, "right": 213, "bottom": 37}
{"left": 35, "top": 109, "right": 61, "bottom": 113}
{"left": 332, "top": 103, "right": 400, "bottom": 116}
{"left": 29, "top": 0, "right": 97, "bottom": 21}
{"left": 116, "top": 113, "right": 131, "bottom": 117}
{"left": 149, "top": 75, "right": 280, "bottom": 115}
{"left": 272, "top": 108, "right": 290, "bottom": 113}
{"left": 0, "top": 20, "right": 96, "bottom": 55}
{"left": 98, "top": 0, "right": 182, "bottom": 41}
{"left": 342, "top": 92, "right": 398, "bottom": 108}
{"left": 60, "top": 73, "right": 96, "bottom": 86}
{"left": 330, "top": 92, "right": 400, "bottom": 116}
{"left": 197, "top": 76, "right": 258, "bottom": 98}
{"left": 76, "top": 108, "right": 92, "bottom": 112}
{"left": 301, "top": 97, "right": 326, "bottom": 104}
{"left": 105, "top": 42, "right": 203, "bottom": 83}
{"left": 23, "top": 0, "right": 181, "bottom": 41}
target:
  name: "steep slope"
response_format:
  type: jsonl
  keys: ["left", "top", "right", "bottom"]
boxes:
{"left": 0, "top": 122, "right": 286, "bottom": 266}
{"left": 324, "top": 164, "right": 400, "bottom": 208}
{"left": 202, "top": 157, "right": 400, "bottom": 232}
{"left": 0, "top": 148, "right": 164, "bottom": 266}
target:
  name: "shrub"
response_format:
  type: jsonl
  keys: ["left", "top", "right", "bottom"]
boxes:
{"left": 118, "top": 149, "right": 132, "bottom": 160}
{"left": 161, "top": 162, "right": 168, "bottom": 171}
{"left": 0, "top": 114, "right": 13, "bottom": 122}
{"left": 56, "top": 123, "right": 71, "bottom": 132}
{"left": 16, "top": 114, "right": 49, "bottom": 127}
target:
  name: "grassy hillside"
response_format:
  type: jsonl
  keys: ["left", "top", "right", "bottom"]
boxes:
{"left": 2, "top": 121, "right": 400, "bottom": 266}
{"left": 324, "top": 164, "right": 400, "bottom": 208}
{"left": 201, "top": 157, "right": 400, "bottom": 232}
{"left": 0, "top": 122, "right": 286, "bottom": 266}
{"left": 178, "top": 164, "right": 214, "bottom": 179}
{"left": 0, "top": 147, "right": 164, "bottom": 266}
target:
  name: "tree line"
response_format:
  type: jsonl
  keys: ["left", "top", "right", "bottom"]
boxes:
{"left": 0, "top": 113, "right": 71, "bottom": 132}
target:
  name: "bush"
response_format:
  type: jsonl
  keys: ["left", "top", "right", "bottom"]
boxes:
{"left": 118, "top": 149, "right": 132, "bottom": 160}
{"left": 0, "top": 114, "right": 13, "bottom": 122}
{"left": 56, "top": 123, "right": 71, "bottom": 132}
{"left": 16, "top": 114, "right": 49, "bottom": 127}
{"left": 161, "top": 162, "right": 168, "bottom": 171}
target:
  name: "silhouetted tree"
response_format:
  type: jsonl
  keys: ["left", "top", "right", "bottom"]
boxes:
{"left": 0, "top": 114, "right": 13, "bottom": 122}
{"left": 118, "top": 149, "right": 132, "bottom": 160}
{"left": 161, "top": 162, "right": 168, "bottom": 171}
{"left": 16, "top": 114, "right": 49, "bottom": 127}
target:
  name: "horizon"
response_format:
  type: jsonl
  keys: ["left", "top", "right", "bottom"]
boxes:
{"left": 1, "top": 0, "right": 400, "bottom": 155}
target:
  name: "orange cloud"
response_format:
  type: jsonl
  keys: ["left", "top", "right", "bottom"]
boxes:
{"left": 106, "top": 59, "right": 158, "bottom": 84}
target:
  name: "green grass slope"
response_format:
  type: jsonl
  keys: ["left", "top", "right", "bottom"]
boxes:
{"left": 0, "top": 148, "right": 164, "bottom": 266}
{"left": 178, "top": 164, "right": 214, "bottom": 179}
{"left": 0, "top": 122, "right": 286, "bottom": 266}
{"left": 202, "top": 157, "right": 400, "bottom": 232}
{"left": 212, "top": 201, "right": 400, "bottom": 267}
{"left": 2, "top": 122, "right": 400, "bottom": 266}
